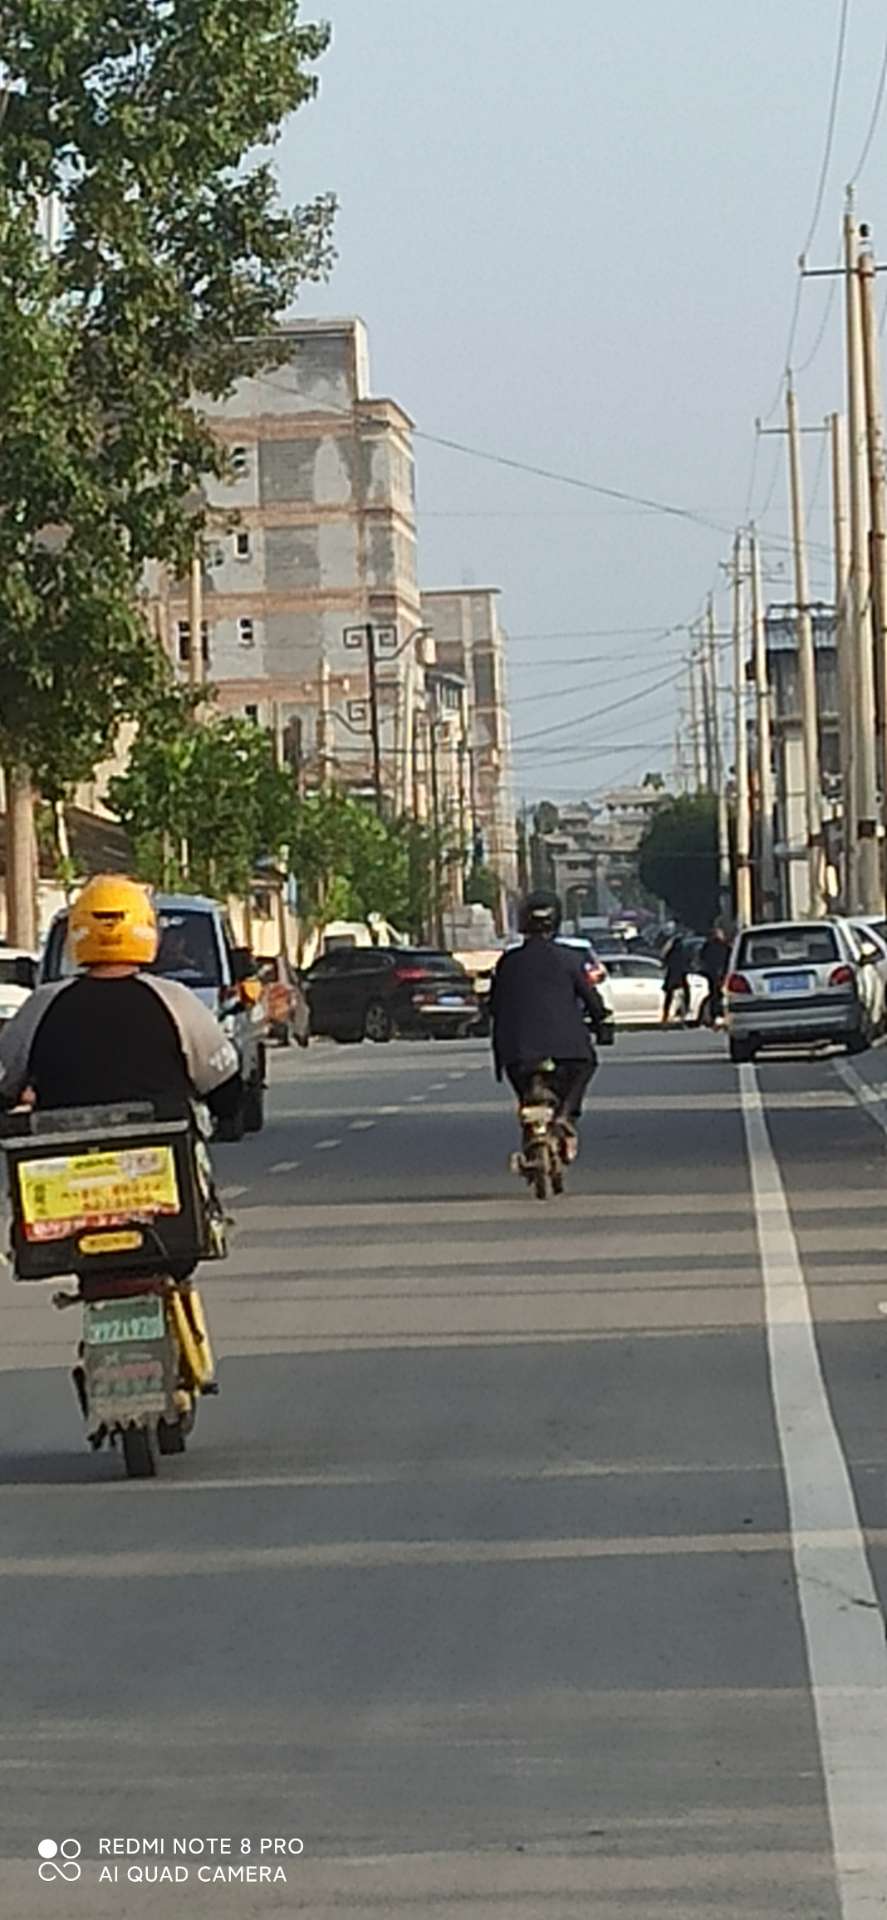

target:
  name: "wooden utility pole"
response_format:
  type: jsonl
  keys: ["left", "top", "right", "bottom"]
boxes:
{"left": 859, "top": 231, "right": 887, "bottom": 890}
{"left": 708, "top": 596, "right": 731, "bottom": 918}
{"left": 749, "top": 524, "right": 776, "bottom": 916}
{"left": 829, "top": 411, "right": 855, "bottom": 906}
{"left": 732, "top": 534, "right": 753, "bottom": 926}
{"left": 785, "top": 376, "right": 825, "bottom": 913}
{"left": 845, "top": 198, "right": 881, "bottom": 910}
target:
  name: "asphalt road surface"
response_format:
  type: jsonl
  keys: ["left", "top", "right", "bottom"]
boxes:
{"left": 4, "top": 1026, "right": 887, "bottom": 1917}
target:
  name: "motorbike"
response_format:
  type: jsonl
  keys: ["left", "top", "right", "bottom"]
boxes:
{"left": 2, "top": 1101, "right": 227, "bottom": 1479}
{"left": 510, "top": 1061, "right": 568, "bottom": 1201}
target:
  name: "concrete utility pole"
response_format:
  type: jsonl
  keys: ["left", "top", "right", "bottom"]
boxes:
{"left": 708, "top": 596, "right": 732, "bottom": 919}
{"left": 697, "top": 632, "right": 714, "bottom": 790}
{"left": 859, "top": 230, "right": 887, "bottom": 872}
{"left": 785, "top": 375, "right": 825, "bottom": 913}
{"left": 5, "top": 768, "right": 37, "bottom": 950}
{"left": 732, "top": 534, "right": 753, "bottom": 926}
{"left": 829, "top": 411, "right": 855, "bottom": 906}
{"left": 749, "top": 524, "right": 776, "bottom": 916}
{"left": 688, "top": 655, "right": 703, "bottom": 792}
{"left": 188, "top": 550, "right": 204, "bottom": 692}
{"left": 845, "top": 198, "right": 881, "bottom": 910}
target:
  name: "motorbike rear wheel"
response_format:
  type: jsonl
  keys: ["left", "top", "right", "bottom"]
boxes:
{"left": 122, "top": 1423, "right": 156, "bottom": 1479}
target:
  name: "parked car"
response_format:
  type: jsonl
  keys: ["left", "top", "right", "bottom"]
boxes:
{"left": 850, "top": 919, "right": 887, "bottom": 1034}
{"left": 602, "top": 950, "right": 708, "bottom": 1025}
{"left": 40, "top": 893, "right": 267, "bottom": 1139}
{"left": 304, "top": 946, "right": 480, "bottom": 1043}
{"left": 0, "top": 949, "right": 38, "bottom": 1030}
{"left": 258, "top": 955, "right": 310, "bottom": 1048}
{"left": 724, "top": 917, "right": 876, "bottom": 1061}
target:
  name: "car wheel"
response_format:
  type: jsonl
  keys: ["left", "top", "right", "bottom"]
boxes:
{"left": 243, "top": 1078, "right": 265, "bottom": 1133}
{"left": 364, "top": 1001, "right": 393, "bottom": 1043}
{"left": 846, "top": 1022, "right": 870, "bottom": 1055}
{"left": 729, "top": 1037, "right": 756, "bottom": 1064}
{"left": 332, "top": 1030, "right": 363, "bottom": 1045}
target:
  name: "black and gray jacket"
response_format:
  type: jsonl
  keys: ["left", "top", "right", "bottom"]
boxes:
{"left": 0, "top": 974, "right": 240, "bottom": 1115}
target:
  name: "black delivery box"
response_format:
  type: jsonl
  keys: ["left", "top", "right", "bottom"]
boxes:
{"left": 1, "top": 1104, "right": 226, "bottom": 1282}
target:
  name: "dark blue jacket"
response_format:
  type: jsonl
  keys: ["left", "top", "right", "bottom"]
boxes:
{"left": 490, "top": 940, "right": 606, "bottom": 1071}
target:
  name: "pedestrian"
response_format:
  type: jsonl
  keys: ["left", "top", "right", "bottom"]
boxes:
{"left": 661, "top": 934, "right": 689, "bottom": 1025}
{"left": 698, "top": 925, "right": 730, "bottom": 1028}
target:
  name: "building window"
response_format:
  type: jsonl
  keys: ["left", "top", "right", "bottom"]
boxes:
{"left": 230, "top": 446, "right": 250, "bottom": 479}
{"left": 244, "top": 704, "right": 259, "bottom": 724}
{"left": 177, "top": 620, "right": 210, "bottom": 664}
{"left": 238, "top": 617, "right": 255, "bottom": 648}
{"left": 234, "top": 530, "right": 251, "bottom": 559}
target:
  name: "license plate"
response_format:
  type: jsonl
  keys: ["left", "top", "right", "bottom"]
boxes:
{"left": 438, "top": 995, "right": 467, "bottom": 1007}
{"left": 767, "top": 972, "right": 813, "bottom": 994}
{"left": 84, "top": 1296, "right": 166, "bottom": 1347}
{"left": 83, "top": 1294, "right": 171, "bottom": 1421}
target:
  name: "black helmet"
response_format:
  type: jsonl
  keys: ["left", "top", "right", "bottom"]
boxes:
{"left": 521, "top": 890, "right": 562, "bottom": 938}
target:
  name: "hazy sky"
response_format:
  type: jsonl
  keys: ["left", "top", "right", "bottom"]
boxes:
{"left": 277, "top": 0, "right": 887, "bottom": 800}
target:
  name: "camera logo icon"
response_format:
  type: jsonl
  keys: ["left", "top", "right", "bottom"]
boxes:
{"left": 37, "top": 1839, "right": 82, "bottom": 1883}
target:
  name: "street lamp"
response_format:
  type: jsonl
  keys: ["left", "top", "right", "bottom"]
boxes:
{"left": 342, "top": 622, "right": 434, "bottom": 814}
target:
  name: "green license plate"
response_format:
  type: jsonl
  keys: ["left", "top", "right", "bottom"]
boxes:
{"left": 84, "top": 1296, "right": 166, "bottom": 1347}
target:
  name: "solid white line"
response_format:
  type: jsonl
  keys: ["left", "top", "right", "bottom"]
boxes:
{"left": 270, "top": 1160, "right": 300, "bottom": 1174}
{"left": 348, "top": 1119, "right": 375, "bottom": 1132}
{"left": 834, "top": 1057, "right": 887, "bottom": 1135}
{"left": 377, "top": 1105, "right": 402, "bottom": 1116}
{"left": 740, "top": 1063, "right": 887, "bottom": 1909}
{"left": 313, "top": 1138, "right": 341, "bottom": 1151}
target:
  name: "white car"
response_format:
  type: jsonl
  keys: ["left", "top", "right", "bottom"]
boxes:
{"left": 0, "top": 948, "right": 37, "bottom": 1029}
{"left": 725, "top": 917, "right": 875, "bottom": 1061}
{"left": 601, "top": 951, "right": 708, "bottom": 1025}
{"left": 850, "top": 919, "right": 887, "bottom": 1034}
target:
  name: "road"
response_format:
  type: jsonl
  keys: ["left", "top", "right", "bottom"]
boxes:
{"left": 3, "top": 1026, "right": 887, "bottom": 1917}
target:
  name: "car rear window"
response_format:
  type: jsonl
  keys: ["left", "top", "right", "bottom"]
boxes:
{"left": 398, "top": 951, "right": 466, "bottom": 976}
{"left": 43, "top": 908, "right": 223, "bottom": 988}
{"left": 738, "top": 927, "right": 839, "bottom": 968}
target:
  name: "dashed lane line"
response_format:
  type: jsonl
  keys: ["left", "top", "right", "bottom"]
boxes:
{"left": 313, "top": 1139, "right": 341, "bottom": 1151}
{"left": 740, "top": 1062, "right": 887, "bottom": 1912}
{"left": 221, "top": 1184, "right": 248, "bottom": 1201}
{"left": 269, "top": 1160, "right": 301, "bottom": 1175}
{"left": 348, "top": 1119, "right": 376, "bottom": 1131}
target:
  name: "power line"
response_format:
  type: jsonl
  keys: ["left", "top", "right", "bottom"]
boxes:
{"left": 512, "top": 663, "right": 688, "bottom": 748}
{"left": 506, "top": 624, "right": 673, "bottom": 644}
{"left": 849, "top": 20, "right": 887, "bottom": 182}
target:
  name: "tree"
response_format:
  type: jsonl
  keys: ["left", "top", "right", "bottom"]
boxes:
{"left": 109, "top": 693, "right": 295, "bottom": 898}
{"left": 464, "top": 864, "right": 499, "bottom": 912}
{"left": 287, "top": 793, "right": 441, "bottom": 940}
{"left": 0, "top": 1, "right": 334, "bottom": 932}
{"left": 637, "top": 794, "right": 718, "bottom": 932}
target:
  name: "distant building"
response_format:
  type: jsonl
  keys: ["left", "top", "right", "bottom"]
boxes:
{"left": 541, "top": 787, "right": 669, "bottom": 922}
{"left": 420, "top": 587, "right": 518, "bottom": 900}
{"left": 169, "top": 317, "right": 425, "bottom": 807}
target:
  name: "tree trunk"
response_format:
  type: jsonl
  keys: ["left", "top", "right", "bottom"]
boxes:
{"left": 5, "top": 766, "right": 38, "bottom": 949}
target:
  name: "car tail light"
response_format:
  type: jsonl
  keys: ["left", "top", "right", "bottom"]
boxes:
{"left": 727, "top": 972, "right": 751, "bottom": 995}
{"left": 585, "top": 962, "right": 606, "bottom": 985}
{"left": 393, "top": 966, "right": 430, "bottom": 982}
{"left": 829, "top": 964, "right": 854, "bottom": 987}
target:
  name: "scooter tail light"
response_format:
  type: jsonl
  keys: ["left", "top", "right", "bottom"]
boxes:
{"left": 726, "top": 972, "right": 752, "bottom": 995}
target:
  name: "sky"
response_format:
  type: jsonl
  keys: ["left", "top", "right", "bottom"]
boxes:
{"left": 275, "top": 0, "right": 887, "bottom": 802}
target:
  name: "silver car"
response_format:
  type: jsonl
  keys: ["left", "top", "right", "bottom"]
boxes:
{"left": 725, "top": 917, "right": 873, "bottom": 1063}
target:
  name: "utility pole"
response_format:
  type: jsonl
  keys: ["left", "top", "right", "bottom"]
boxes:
{"left": 859, "top": 229, "right": 887, "bottom": 883}
{"left": 785, "top": 375, "right": 825, "bottom": 912}
{"left": 5, "top": 768, "right": 37, "bottom": 950}
{"left": 749, "top": 524, "right": 776, "bottom": 916}
{"left": 845, "top": 196, "right": 881, "bottom": 910}
{"left": 698, "top": 632, "right": 714, "bottom": 789}
{"left": 428, "top": 715, "right": 444, "bottom": 948}
{"left": 688, "top": 654, "right": 703, "bottom": 792}
{"left": 732, "top": 533, "right": 753, "bottom": 926}
{"left": 317, "top": 655, "right": 332, "bottom": 791}
{"left": 365, "top": 621, "right": 384, "bottom": 816}
{"left": 829, "top": 411, "right": 855, "bottom": 906}
{"left": 188, "top": 549, "right": 204, "bottom": 692}
{"left": 708, "top": 596, "right": 731, "bottom": 918}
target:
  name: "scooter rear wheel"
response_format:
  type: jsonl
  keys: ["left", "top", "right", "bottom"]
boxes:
{"left": 122, "top": 1424, "right": 156, "bottom": 1479}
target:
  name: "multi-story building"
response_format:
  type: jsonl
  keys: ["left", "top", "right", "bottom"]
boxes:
{"left": 541, "top": 788, "right": 669, "bottom": 922}
{"left": 419, "top": 587, "right": 518, "bottom": 900}
{"left": 169, "top": 317, "right": 427, "bottom": 807}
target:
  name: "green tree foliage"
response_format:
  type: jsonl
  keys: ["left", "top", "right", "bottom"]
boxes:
{"left": 109, "top": 694, "right": 295, "bottom": 898}
{"left": 0, "top": 1, "right": 334, "bottom": 794}
{"left": 464, "top": 863, "right": 499, "bottom": 911}
{"left": 288, "top": 793, "right": 443, "bottom": 939}
{"left": 638, "top": 793, "right": 718, "bottom": 932}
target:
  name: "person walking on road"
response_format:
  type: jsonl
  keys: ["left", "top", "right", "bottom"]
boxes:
{"left": 698, "top": 925, "right": 730, "bottom": 1028}
{"left": 661, "top": 934, "right": 690, "bottom": 1025}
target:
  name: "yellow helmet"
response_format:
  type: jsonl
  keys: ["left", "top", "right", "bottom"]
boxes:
{"left": 67, "top": 875, "right": 158, "bottom": 969}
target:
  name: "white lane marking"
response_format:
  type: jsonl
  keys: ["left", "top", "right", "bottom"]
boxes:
{"left": 448, "top": 1072, "right": 467, "bottom": 1081}
{"left": 313, "top": 1138, "right": 341, "bottom": 1151}
{"left": 221, "top": 1184, "right": 247, "bottom": 1200}
{"left": 407, "top": 1093, "right": 426, "bottom": 1104}
{"left": 835, "top": 1057, "right": 887, "bottom": 1133}
{"left": 740, "top": 1063, "right": 887, "bottom": 1909}
{"left": 377, "top": 1105, "right": 402, "bottom": 1115}
{"left": 270, "top": 1160, "right": 300, "bottom": 1175}
{"left": 429, "top": 1082, "right": 448, "bottom": 1091}
{"left": 348, "top": 1119, "right": 375, "bottom": 1131}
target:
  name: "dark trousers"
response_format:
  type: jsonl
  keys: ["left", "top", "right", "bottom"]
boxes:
{"left": 506, "top": 1057, "right": 595, "bottom": 1120}
{"left": 701, "top": 979, "right": 724, "bottom": 1025}
{"left": 662, "top": 980, "right": 689, "bottom": 1019}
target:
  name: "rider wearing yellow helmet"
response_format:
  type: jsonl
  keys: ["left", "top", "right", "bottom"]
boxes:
{"left": 0, "top": 874, "right": 239, "bottom": 1118}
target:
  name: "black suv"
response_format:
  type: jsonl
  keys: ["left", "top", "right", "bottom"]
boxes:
{"left": 304, "top": 947, "right": 480, "bottom": 1043}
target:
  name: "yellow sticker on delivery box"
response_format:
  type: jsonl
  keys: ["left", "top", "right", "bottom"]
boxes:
{"left": 18, "top": 1147, "right": 180, "bottom": 1241}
